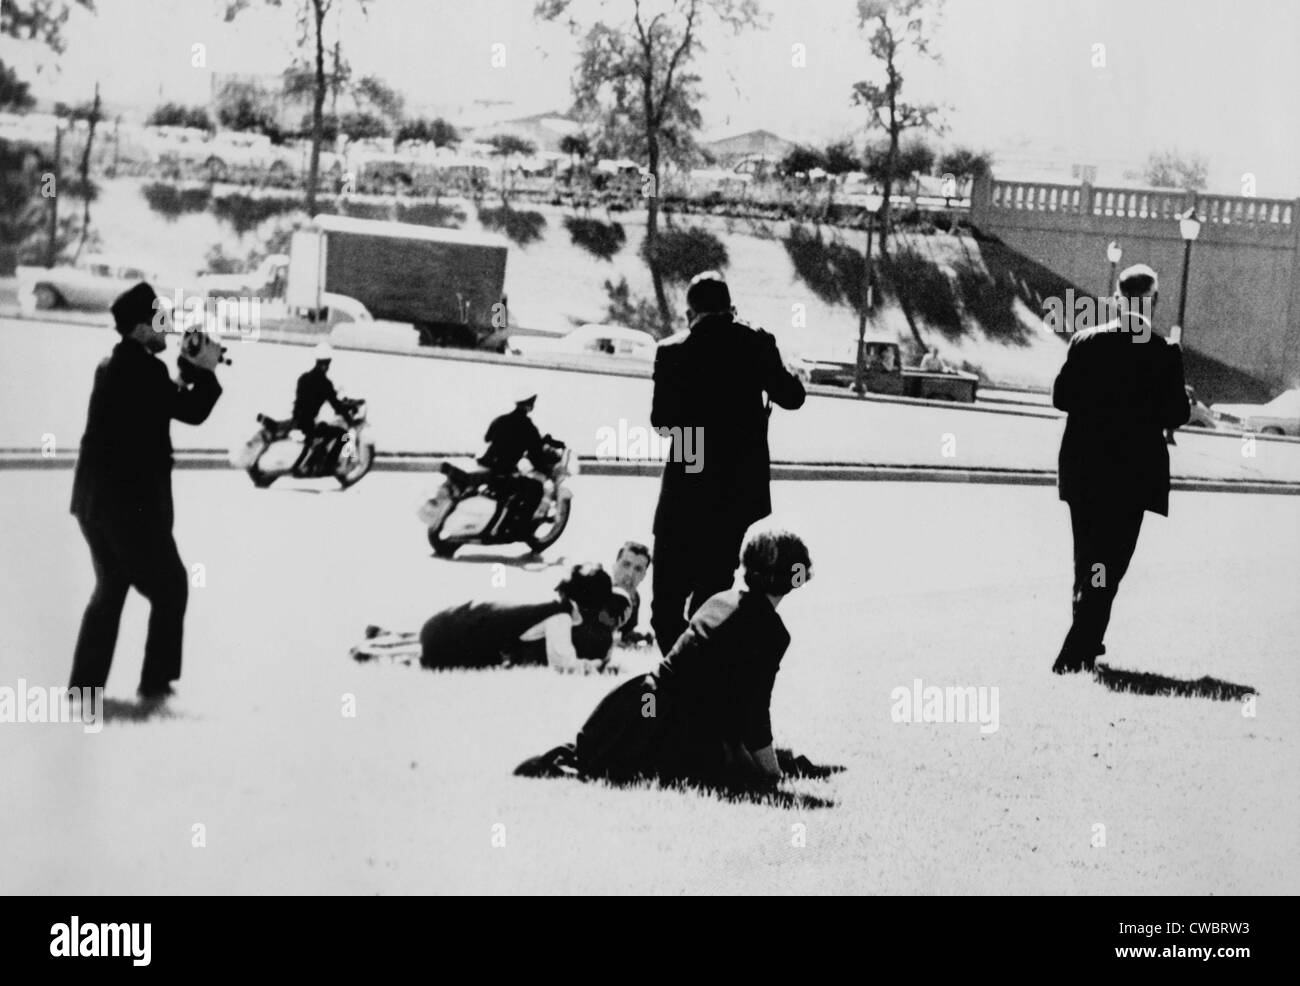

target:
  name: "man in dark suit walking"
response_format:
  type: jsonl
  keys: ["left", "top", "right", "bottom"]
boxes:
{"left": 649, "top": 271, "right": 806, "bottom": 655}
{"left": 1051, "top": 264, "right": 1190, "bottom": 674}
{"left": 69, "top": 283, "right": 224, "bottom": 701}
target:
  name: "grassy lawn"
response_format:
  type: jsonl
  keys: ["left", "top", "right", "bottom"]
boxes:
{"left": 2, "top": 471, "right": 1295, "bottom": 894}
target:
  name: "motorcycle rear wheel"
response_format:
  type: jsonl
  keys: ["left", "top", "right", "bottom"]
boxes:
{"left": 525, "top": 498, "right": 571, "bottom": 553}
{"left": 427, "top": 528, "right": 459, "bottom": 558}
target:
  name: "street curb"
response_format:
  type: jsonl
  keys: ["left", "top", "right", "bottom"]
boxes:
{"left": 2, "top": 449, "right": 1297, "bottom": 495}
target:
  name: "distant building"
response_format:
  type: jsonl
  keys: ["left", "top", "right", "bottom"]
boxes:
{"left": 702, "top": 129, "right": 795, "bottom": 165}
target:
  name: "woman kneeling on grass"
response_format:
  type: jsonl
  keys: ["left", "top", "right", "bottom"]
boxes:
{"left": 354, "top": 565, "right": 622, "bottom": 673}
{"left": 516, "top": 530, "right": 815, "bottom": 789}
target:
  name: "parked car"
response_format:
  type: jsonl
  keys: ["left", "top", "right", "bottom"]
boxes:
{"left": 505, "top": 324, "right": 657, "bottom": 362}
{"left": 1211, "top": 389, "right": 1300, "bottom": 436}
{"left": 148, "top": 126, "right": 213, "bottom": 176}
{"left": 794, "top": 336, "right": 979, "bottom": 402}
{"left": 16, "top": 255, "right": 180, "bottom": 315}
{"left": 198, "top": 254, "right": 289, "bottom": 301}
{"left": 202, "top": 131, "right": 295, "bottom": 182}
{"left": 1184, "top": 386, "right": 1220, "bottom": 431}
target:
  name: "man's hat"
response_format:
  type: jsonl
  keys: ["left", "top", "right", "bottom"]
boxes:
{"left": 1117, "top": 263, "right": 1159, "bottom": 297}
{"left": 111, "top": 282, "right": 159, "bottom": 334}
{"left": 313, "top": 341, "right": 335, "bottom": 362}
{"left": 513, "top": 389, "right": 537, "bottom": 407}
{"left": 686, "top": 270, "right": 731, "bottom": 314}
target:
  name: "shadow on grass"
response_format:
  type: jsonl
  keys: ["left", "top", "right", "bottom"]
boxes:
{"left": 140, "top": 182, "right": 211, "bottom": 221}
{"left": 518, "top": 746, "right": 844, "bottom": 809}
{"left": 102, "top": 698, "right": 184, "bottom": 724}
{"left": 396, "top": 201, "right": 466, "bottom": 229}
{"left": 564, "top": 216, "right": 626, "bottom": 261}
{"left": 1093, "top": 663, "right": 1257, "bottom": 702}
{"left": 211, "top": 192, "right": 303, "bottom": 237}
{"left": 781, "top": 223, "right": 870, "bottom": 312}
{"left": 477, "top": 205, "right": 547, "bottom": 246}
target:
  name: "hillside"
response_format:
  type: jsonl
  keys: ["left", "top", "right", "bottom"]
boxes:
{"left": 46, "top": 178, "right": 1073, "bottom": 390}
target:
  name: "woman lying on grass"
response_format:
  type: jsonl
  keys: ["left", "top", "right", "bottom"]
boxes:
{"left": 516, "top": 530, "right": 830, "bottom": 790}
{"left": 352, "top": 564, "right": 627, "bottom": 673}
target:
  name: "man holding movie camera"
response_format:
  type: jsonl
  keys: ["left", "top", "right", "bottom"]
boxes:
{"left": 69, "top": 282, "right": 226, "bottom": 704}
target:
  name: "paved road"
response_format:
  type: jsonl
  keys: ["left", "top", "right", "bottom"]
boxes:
{"left": 3, "top": 317, "right": 1298, "bottom": 487}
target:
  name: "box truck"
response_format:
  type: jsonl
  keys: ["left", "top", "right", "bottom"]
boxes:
{"left": 285, "top": 214, "right": 510, "bottom": 347}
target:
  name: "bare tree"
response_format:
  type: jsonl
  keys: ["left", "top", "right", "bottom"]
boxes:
{"left": 537, "top": 0, "right": 764, "bottom": 334}
{"left": 851, "top": 0, "right": 946, "bottom": 349}
{"left": 851, "top": 0, "right": 945, "bottom": 252}
{"left": 227, "top": 0, "right": 369, "bottom": 214}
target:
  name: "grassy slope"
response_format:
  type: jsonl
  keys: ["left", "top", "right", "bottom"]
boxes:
{"left": 83, "top": 179, "right": 1069, "bottom": 390}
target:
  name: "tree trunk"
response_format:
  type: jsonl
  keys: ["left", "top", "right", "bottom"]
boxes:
{"left": 307, "top": 0, "right": 326, "bottom": 216}
{"left": 645, "top": 136, "right": 672, "bottom": 335}
{"left": 73, "top": 83, "right": 100, "bottom": 264}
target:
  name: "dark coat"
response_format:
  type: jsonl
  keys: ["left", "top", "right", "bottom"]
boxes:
{"left": 651, "top": 313, "right": 805, "bottom": 533}
{"left": 573, "top": 589, "right": 790, "bottom": 783}
{"left": 292, "top": 366, "right": 347, "bottom": 431}
{"left": 419, "top": 598, "right": 568, "bottom": 669}
{"left": 70, "top": 340, "right": 222, "bottom": 529}
{"left": 477, "top": 408, "right": 546, "bottom": 474}
{"left": 1052, "top": 317, "right": 1189, "bottom": 516}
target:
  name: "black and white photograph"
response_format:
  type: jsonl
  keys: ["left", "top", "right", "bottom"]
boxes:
{"left": 0, "top": 0, "right": 1295, "bottom": 933}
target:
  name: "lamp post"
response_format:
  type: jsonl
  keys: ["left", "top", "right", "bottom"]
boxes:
{"left": 855, "top": 191, "right": 885, "bottom": 397}
{"left": 1167, "top": 208, "right": 1202, "bottom": 447}
{"left": 1106, "top": 240, "right": 1122, "bottom": 295}
{"left": 1176, "top": 207, "right": 1202, "bottom": 348}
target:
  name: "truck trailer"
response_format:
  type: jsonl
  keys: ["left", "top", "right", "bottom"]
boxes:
{"left": 285, "top": 214, "right": 510, "bottom": 347}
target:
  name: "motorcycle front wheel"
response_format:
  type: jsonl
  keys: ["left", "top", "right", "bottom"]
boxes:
{"left": 248, "top": 463, "right": 277, "bottom": 488}
{"left": 525, "top": 498, "right": 571, "bottom": 553}
{"left": 336, "top": 438, "right": 375, "bottom": 489}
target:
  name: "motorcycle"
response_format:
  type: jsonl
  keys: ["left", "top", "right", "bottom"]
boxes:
{"left": 232, "top": 396, "right": 375, "bottom": 489}
{"left": 417, "top": 438, "right": 576, "bottom": 557}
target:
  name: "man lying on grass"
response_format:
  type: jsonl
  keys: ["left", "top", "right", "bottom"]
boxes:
{"left": 352, "top": 564, "right": 626, "bottom": 673}
{"left": 516, "top": 530, "right": 830, "bottom": 790}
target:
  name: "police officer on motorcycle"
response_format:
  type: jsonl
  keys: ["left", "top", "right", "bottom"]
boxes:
{"left": 478, "top": 391, "right": 554, "bottom": 532}
{"left": 293, "top": 343, "right": 353, "bottom": 473}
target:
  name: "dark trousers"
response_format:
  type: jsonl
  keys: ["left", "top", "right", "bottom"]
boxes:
{"left": 1056, "top": 501, "right": 1145, "bottom": 669}
{"left": 70, "top": 516, "right": 189, "bottom": 694}
{"left": 297, "top": 422, "right": 345, "bottom": 474}
{"left": 492, "top": 473, "right": 543, "bottom": 533}
{"left": 651, "top": 518, "right": 748, "bottom": 656}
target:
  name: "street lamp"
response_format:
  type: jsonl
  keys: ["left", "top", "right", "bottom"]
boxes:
{"left": 855, "top": 191, "right": 885, "bottom": 397}
{"left": 1106, "top": 240, "right": 1122, "bottom": 295}
{"left": 1176, "top": 207, "right": 1202, "bottom": 347}
{"left": 1167, "top": 208, "right": 1202, "bottom": 447}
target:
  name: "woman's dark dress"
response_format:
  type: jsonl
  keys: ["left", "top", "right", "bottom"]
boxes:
{"left": 572, "top": 589, "right": 789, "bottom": 784}
{"left": 419, "top": 598, "right": 568, "bottom": 669}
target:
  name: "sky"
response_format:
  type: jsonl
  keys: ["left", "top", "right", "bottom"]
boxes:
{"left": 4, "top": 0, "right": 1297, "bottom": 195}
